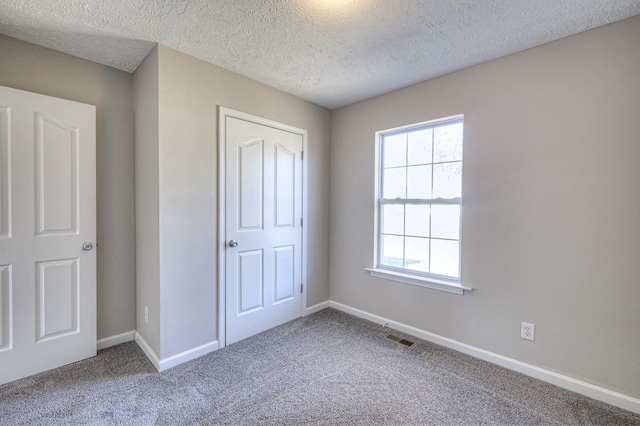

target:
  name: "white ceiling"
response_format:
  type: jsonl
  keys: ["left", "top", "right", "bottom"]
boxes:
{"left": 1, "top": 0, "right": 639, "bottom": 109}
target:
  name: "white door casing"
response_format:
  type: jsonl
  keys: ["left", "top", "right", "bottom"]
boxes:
{"left": 0, "top": 86, "right": 96, "bottom": 384}
{"left": 219, "top": 108, "right": 307, "bottom": 346}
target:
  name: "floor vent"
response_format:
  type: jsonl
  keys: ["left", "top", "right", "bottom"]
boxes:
{"left": 384, "top": 334, "right": 415, "bottom": 347}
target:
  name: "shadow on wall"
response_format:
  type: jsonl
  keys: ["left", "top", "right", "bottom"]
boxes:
{"left": 1, "top": 25, "right": 155, "bottom": 73}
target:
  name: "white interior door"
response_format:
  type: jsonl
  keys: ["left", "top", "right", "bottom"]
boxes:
{"left": 0, "top": 86, "right": 96, "bottom": 384}
{"left": 224, "top": 112, "right": 304, "bottom": 345}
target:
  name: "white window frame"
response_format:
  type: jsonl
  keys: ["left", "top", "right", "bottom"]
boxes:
{"left": 365, "top": 115, "right": 473, "bottom": 295}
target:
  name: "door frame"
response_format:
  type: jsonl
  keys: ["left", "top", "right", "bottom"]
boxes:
{"left": 217, "top": 106, "right": 308, "bottom": 349}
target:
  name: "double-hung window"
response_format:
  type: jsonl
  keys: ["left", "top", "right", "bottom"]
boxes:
{"left": 368, "top": 115, "right": 470, "bottom": 294}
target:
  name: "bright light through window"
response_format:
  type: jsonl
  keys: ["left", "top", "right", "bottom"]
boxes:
{"left": 377, "top": 116, "right": 463, "bottom": 282}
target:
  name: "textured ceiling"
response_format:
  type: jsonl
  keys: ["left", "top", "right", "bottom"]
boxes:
{"left": 1, "top": 0, "right": 639, "bottom": 109}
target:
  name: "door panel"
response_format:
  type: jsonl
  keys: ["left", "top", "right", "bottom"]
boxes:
{"left": 274, "top": 245, "right": 294, "bottom": 303}
{"left": 225, "top": 114, "right": 303, "bottom": 345}
{"left": 275, "top": 144, "right": 295, "bottom": 227}
{"left": 36, "top": 258, "right": 78, "bottom": 342}
{"left": 239, "top": 139, "right": 264, "bottom": 231}
{"left": 0, "top": 107, "right": 10, "bottom": 238}
{"left": 0, "top": 85, "right": 96, "bottom": 385}
{"left": 238, "top": 249, "right": 264, "bottom": 314}
{"left": 0, "top": 264, "right": 11, "bottom": 351}
{"left": 35, "top": 114, "right": 79, "bottom": 235}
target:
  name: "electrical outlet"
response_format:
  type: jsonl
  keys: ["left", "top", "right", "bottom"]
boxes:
{"left": 521, "top": 322, "right": 535, "bottom": 341}
{"left": 144, "top": 306, "right": 149, "bottom": 324}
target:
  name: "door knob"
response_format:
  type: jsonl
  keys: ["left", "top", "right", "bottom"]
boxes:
{"left": 228, "top": 240, "right": 238, "bottom": 248}
{"left": 81, "top": 242, "right": 93, "bottom": 251}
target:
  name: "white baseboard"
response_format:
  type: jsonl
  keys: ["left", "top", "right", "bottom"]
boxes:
{"left": 134, "top": 332, "right": 160, "bottom": 370}
{"left": 134, "top": 332, "right": 219, "bottom": 372}
{"left": 326, "top": 300, "right": 640, "bottom": 415}
{"left": 305, "top": 300, "right": 331, "bottom": 315}
{"left": 97, "top": 330, "right": 135, "bottom": 350}
{"left": 158, "top": 340, "right": 219, "bottom": 372}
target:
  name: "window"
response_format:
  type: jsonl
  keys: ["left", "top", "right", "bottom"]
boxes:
{"left": 367, "top": 115, "right": 471, "bottom": 295}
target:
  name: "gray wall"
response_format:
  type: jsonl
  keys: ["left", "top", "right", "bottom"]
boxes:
{"left": 133, "top": 46, "right": 161, "bottom": 355}
{"left": 0, "top": 35, "right": 137, "bottom": 340}
{"left": 141, "top": 45, "right": 331, "bottom": 359}
{"left": 329, "top": 16, "right": 640, "bottom": 398}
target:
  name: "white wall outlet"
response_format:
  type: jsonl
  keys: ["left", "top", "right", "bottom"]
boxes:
{"left": 144, "top": 306, "right": 149, "bottom": 324}
{"left": 521, "top": 322, "right": 535, "bottom": 341}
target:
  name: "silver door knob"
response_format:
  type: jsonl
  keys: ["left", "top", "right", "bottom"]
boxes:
{"left": 228, "top": 240, "right": 238, "bottom": 248}
{"left": 81, "top": 242, "right": 93, "bottom": 251}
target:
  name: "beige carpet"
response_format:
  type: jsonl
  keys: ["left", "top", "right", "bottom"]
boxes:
{"left": 1, "top": 308, "right": 639, "bottom": 425}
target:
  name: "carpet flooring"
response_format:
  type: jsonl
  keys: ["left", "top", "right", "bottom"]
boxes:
{"left": 1, "top": 308, "right": 639, "bottom": 425}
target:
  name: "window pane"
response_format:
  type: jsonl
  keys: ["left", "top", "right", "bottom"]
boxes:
{"left": 382, "top": 205, "right": 404, "bottom": 235}
{"left": 433, "top": 122, "right": 463, "bottom": 163}
{"left": 405, "top": 205, "right": 429, "bottom": 237}
{"left": 381, "top": 235, "right": 404, "bottom": 268}
{"left": 433, "top": 161, "right": 462, "bottom": 198}
{"left": 405, "top": 237, "right": 429, "bottom": 273}
{"left": 430, "top": 239, "right": 459, "bottom": 277}
{"left": 406, "top": 165, "right": 432, "bottom": 199}
{"left": 383, "top": 133, "right": 407, "bottom": 168}
{"left": 378, "top": 117, "right": 463, "bottom": 281}
{"left": 407, "top": 129, "right": 432, "bottom": 165}
{"left": 383, "top": 167, "right": 407, "bottom": 199}
{"left": 431, "top": 205, "right": 460, "bottom": 240}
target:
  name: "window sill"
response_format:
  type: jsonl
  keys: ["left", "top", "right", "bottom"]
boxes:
{"left": 364, "top": 268, "right": 473, "bottom": 295}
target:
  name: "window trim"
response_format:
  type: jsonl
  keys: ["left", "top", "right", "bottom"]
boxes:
{"left": 365, "top": 267, "right": 473, "bottom": 295}
{"left": 369, "top": 114, "right": 472, "bottom": 295}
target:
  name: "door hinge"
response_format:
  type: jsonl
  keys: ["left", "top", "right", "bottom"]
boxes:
{"left": 301, "top": 151, "right": 304, "bottom": 160}
{"left": 301, "top": 284, "right": 304, "bottom": 294}
{"left": 300, "top": 218, "right": 303, "bottom": 227}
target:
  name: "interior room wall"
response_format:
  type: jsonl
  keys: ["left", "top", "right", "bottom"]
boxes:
{"left": 133, "top": 46, "right": 161, "bottom": 355}
{"left": 0, "top": 35, "right": 137, "bottom": 341}
{"left": 329, "top": 16, "right": 640, "bottom": 398}
{"left": 151, "top": 45, "right": 331, "bottom": 359}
